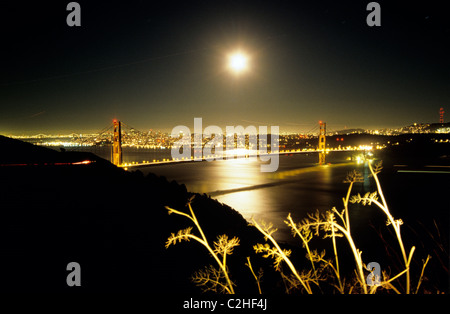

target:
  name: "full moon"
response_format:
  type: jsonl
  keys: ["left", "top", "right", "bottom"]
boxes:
{"left": 228, "top": 52, "right": 249, "bottom": 74}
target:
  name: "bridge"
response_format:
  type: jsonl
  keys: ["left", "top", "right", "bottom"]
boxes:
{"left": 119, "top": 148, "right": 366, "bottom": 170}
{"left": 96, "top": 120, "right": 373, "bottom": 170}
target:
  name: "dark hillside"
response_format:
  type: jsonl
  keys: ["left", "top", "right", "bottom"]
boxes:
{"left": 0, "top": 135, "right": 268, "bottom": 292}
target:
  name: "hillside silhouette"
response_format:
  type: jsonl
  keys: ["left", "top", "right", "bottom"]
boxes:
{"left": 0, "top": 135, "right": 268, "bottom": 292}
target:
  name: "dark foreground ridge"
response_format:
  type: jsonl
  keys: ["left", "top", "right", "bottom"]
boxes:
{"left": 0, "top": 135, "right": 272, "bottom": 293}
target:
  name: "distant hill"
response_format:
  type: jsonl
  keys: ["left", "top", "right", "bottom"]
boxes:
{"left": 0, "top": 134, "right": 109, "bottom": 165}
{"left": 330, "top": 122, "right": 450, "bottom": 135}
{"left": 425, "top": 122, "right": 450, "bottom": 132}
{"left": 329, "top": 128, "right": 366, "bottom": 135}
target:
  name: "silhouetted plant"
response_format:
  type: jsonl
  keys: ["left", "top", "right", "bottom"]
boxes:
{"left": 165, "top": 197, "right": 239, "bottom": 294}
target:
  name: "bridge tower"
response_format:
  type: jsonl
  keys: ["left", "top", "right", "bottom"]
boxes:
{"left": 112, "top": 119, "right": 123, "bottom": 166}
{"left": 439, "top": 107, "right": 444, "bottom": 124}
{"left": 318, "top": 121, "right": 326, "bottom": 165}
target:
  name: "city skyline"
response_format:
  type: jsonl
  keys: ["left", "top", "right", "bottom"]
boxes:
{"left": 1, "top": 1, "right": 449, "bottom": 135}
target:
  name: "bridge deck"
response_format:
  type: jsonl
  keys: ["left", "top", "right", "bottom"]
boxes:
{"left": 119, "top": 148, "right": 363, "bottom": 169}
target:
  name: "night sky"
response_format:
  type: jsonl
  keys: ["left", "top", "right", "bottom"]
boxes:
{"left": 1, "top": 1, "right": 449, "bottom": 135}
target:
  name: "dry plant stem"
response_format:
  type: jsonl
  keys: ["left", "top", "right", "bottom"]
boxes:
{"left": 165, "top": 204, "right": 235, "bottom": 294}
{"left": 314, "top": 251, "right": 345, "bottom": 293}
{"left": 286, "top": 214, "right": 317, "bottom": 280}
{"left": 328, "top": 220, "right": 367, "bottom": 294}
{"left": 342, "top": 179, "right": 367, "bottom": 294}
{"left": 330, "top": 222, "right": 344, "bottom": 293}
{"left": 344, "top": 181, "right": 354, "bottom": 230}
{"left": 415, "top": 255, "right": 431, "bottom": 294}
{"left": 246, "top": 257, "right": 262, "bottom": 294}
{"left": 368, "top": 162, "right": 413, "bottom": 294}
{"left": 252, "top": 218, "right": 313, "bottom": 294}
{"left": 339, "top": 180, "right": 354, "bottom": 292}
{"left": 299, "top": 211, "right": 367, "bottom": 293}
{"left": 326, "top": 170, "right": 368, "bottom": 293}
{"left": 369, "top": 268, "right": 409, "bottom": 294}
